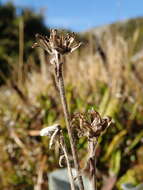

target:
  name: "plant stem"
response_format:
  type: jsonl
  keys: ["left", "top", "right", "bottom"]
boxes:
{"left": 60, "top": 134, "right": 76, "bottom": 190}
{"left": 88, "top": 139, "right": 98, "bottom": 190}
{"left": 18, "top": 18, "right": 24, "bottom": 86}
{"left": 55, "top": 53, "right": 85, "bottom": 190}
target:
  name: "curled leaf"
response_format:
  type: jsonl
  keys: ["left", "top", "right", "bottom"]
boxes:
{"left": 40, "top": 124, "right": 60, "bottom": 137}
{"left": 59, "top": 154, "right": 65, "bottom": 167}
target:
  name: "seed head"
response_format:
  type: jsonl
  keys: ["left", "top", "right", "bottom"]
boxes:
{"left": 72, "top": 109, "right": 112, "bottom": 139}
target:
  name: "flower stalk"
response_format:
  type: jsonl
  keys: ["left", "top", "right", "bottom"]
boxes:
{"left": 88, "top": 138, "right": 98, "bottom": 190}
{"left": 59, "top": 133, "right": 76, "bottom": 190}
{"left": 55, "top": 53, "right": 85, "bottom": 190}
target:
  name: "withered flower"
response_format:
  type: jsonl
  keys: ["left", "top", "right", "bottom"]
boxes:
{"left": 32, "top": 29, "right": 82, "bottom": 55}
{"left": 71, "top": 109, "right": 112, "bottom": 139}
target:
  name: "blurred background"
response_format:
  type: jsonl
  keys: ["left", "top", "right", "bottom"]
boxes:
{"left": 0, "top": 0, "right": 143, "bottom": 190}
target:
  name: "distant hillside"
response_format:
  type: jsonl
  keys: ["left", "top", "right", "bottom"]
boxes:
{"left": 83, "top": 17, "right": 143, "bottom": 54}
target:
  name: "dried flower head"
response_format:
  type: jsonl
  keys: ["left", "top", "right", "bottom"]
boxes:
{"left": 32, "top": 29, "right": 82, "bottom": 55}
{"left": 72, "top": 109, "right": 112, "bottom": 139}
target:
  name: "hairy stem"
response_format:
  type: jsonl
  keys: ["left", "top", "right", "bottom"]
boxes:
{"left": 88, "top": 139, "right": 98, "bottom": 190}
{"left": 55, "top": 53, "right": 85, "bottom": 190}
{"left": 60, "top": 134, "right": 76, "bottom": 190}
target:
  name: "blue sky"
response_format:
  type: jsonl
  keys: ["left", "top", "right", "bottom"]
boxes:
{"left": 1, "top": 0, "right": 143, "bottom": 31}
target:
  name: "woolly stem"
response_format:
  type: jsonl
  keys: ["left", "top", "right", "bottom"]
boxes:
{"left": 55, "top": 52, "right": 85, "bottom": 190}
{"left": 88, "top": 138, "right": 98, "bottom": 190}
{"left": 60, "top": 134, "right": 76, "bottom": 190}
